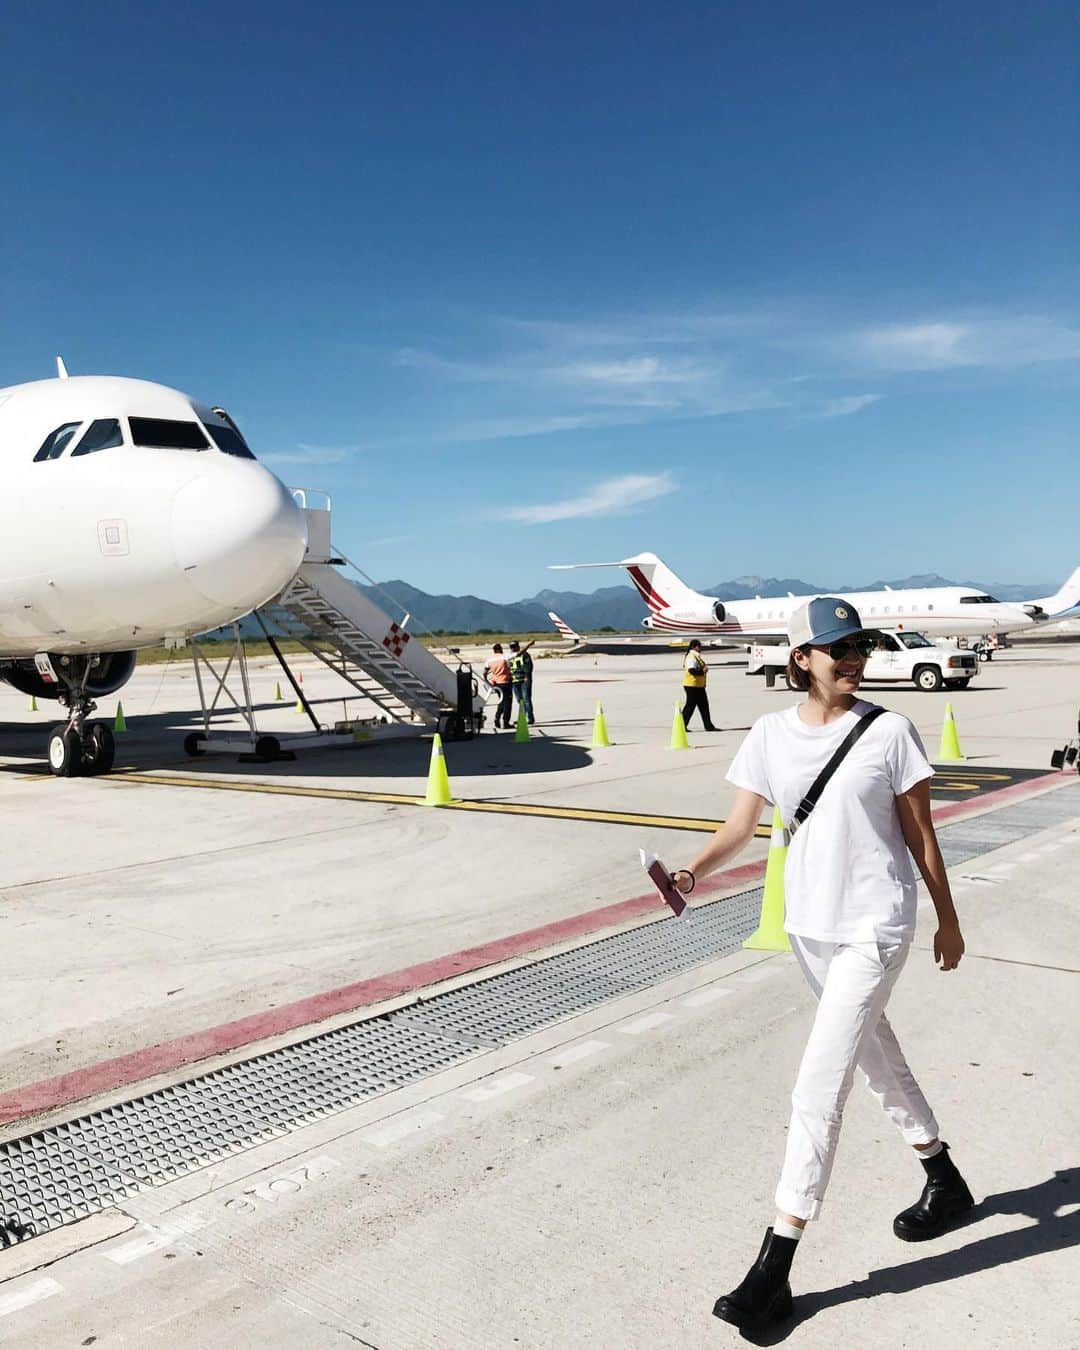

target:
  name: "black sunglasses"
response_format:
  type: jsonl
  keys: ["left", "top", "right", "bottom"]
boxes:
{"left": 813, "top": 637, "right": 875, "bottom": 660}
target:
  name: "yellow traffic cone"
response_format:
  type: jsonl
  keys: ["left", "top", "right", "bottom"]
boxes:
{"left": 938, "top": 702, "right": 964, "bottom": 761}
{"left": 591, "top": 702, "right": 611, "bottom": 748}
{"left": 114, "top": 701, "right": 127, "bottom": 733}
{"left": 670, "top": 705, "right": 690, "bottom": 750}
{"left": 423, "top": 733, "right": 453, "bottom": 806}
{"left": 29, "top": 694, "right": 37, "bottom": 712}
{"left": 274, "top": 681, "right": 283, "bottom": 701}
{"left": 743, "top": 807, "right": 792, "bottom": 951}
{"left": 514, "top": 705, "right": 530, "bottom": 743}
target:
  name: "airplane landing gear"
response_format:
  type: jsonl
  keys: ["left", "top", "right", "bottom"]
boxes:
{"left": 46, "top": 660, "right": 117, "bottom": 777}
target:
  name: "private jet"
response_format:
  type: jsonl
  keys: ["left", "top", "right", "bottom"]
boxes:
{"left": 551, "top": 553, "right": 1039, "bottom": 643}
{"left": 1, "top": 363, "right": 308, "bottom": 775}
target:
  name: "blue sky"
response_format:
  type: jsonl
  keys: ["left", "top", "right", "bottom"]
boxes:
{"left": 3, "top": 2, "right": 1077, "bottom": 599}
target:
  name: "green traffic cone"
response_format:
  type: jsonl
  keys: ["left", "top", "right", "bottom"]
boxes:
{"left": 592, "top": 702, "right": 611, "bottom": 747}
{"left": 743, "top": 807, "right": 791, "bottom": 951}
{"left": 670, "top": 705, "right": 690, "bottom": 750}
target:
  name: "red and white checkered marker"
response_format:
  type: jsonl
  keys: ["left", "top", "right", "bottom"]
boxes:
{"left": 382, "top": 622, "right": 412, "bottom": 658}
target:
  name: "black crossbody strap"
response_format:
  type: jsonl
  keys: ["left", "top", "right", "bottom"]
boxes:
{"left": 786, "top": 706, "right": 888, "bottom": 843}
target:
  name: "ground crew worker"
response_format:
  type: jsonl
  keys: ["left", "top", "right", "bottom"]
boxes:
{"left": 509, "top": 640, "right": 536, "bottom": 724}
{"left": 483, "top": 643, "right": 514, "bottom": 729}
{"left": 670, "top": 598, "right": 972, "bottom": 1333}
{"left": 681, "top": 639, "right": 717, "bottom": 731}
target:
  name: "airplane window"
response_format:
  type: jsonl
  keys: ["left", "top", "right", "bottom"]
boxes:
{"left": 129, "top": 417, "right": 210, "bottom": 450}
{"left": 72, "top": 418, "right": 123, "bottom": 456}
{"left": 204, "top": 421, "right": 256, "bottom": 460}
{"left": 960, "top": 595, "right": 997, "bottom": 604}
{"left": 33, "top": 422, "right": 82, "bottom": 462}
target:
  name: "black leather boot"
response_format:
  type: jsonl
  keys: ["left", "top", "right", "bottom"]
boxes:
{"left": 893, "top": 1142, "right": 974, "bottom": 1241}
{"left": 712, "top": 1227, "right": 798, "bottom": 1331}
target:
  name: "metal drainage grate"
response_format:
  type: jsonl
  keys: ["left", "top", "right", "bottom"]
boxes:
{"left": 2, "top": 782, "right": 1077, "bottom": 1243}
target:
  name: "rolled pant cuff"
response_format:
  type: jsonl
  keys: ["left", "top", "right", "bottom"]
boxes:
{"left": 774, "top": 1187, "right": 822, "bottom": 1222}
{"left": 901, "top": 1118, "right": 940, "bottom": 1146}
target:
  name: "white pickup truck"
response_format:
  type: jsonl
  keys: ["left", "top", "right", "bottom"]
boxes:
{"left": 748, "top": 631, "right": 980, "bottom": 692}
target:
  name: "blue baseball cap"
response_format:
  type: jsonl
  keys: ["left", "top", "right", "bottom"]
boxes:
{"left": 788, "top": 596, "right": 878, "bottom": 648}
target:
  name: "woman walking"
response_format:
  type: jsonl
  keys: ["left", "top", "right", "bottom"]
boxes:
{"left": 672, "top": 598, "right": 973, "bottom": 1332}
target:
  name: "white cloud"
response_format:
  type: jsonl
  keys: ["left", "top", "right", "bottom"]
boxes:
{"left": 821, "top": 393, "right": 882, "bottom": 418}
{"left": 857, "top": 316, "right": 1080, "bottom": 370}
{"left": 261, "top": 443, "right": 352, "bottom": 466}
{"left": 503, "top": 473, "right": 677, "bottom": 524}
{"left": 549, "top": 356, "right": 707, "bottom": 387}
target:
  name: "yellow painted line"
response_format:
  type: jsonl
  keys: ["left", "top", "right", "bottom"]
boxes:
{"left": 110, "top": 770, "right": 771, "bottom": 836}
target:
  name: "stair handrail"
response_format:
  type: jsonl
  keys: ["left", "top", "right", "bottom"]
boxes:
{"left": 322, "top": 545, "right": 460, "bottom": 657}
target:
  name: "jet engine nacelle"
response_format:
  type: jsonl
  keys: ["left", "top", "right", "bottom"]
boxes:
{"left": 2, "top": 651, "right": 137, "bottom": 701}
{"left": 643, "top": 600, "right": 726, "bottom": 628}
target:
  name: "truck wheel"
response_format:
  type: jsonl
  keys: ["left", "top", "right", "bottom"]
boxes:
{"left": 914, "top": 665, "right": 943, "bottom": 692}
{"left": 945, "top": 678, "right": 971, "bottom": 690}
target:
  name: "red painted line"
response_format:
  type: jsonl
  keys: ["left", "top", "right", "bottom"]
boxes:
{"left": 929, "top": 769, "right": 1070, "bottom": 825}
{"left": 1, "top": 768, "right": 1072, "bottom": 1128}
{"left": 0, "top": 857, "right": 766, "bottom": 1127}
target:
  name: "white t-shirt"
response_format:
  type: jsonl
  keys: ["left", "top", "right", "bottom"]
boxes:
{"left": 726, "top": 699, "right": 933, "bottom": 943}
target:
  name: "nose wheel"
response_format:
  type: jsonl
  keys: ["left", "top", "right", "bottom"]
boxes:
{"left": 47, "top": 721, "right": 115, "bottom": 777}
{"left": 46, "top": 658, "right": 118, "bottom": 776}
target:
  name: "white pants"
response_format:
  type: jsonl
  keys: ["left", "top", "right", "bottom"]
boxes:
{"left": 775, "top": 936, "right": 940, "bottom": 1221}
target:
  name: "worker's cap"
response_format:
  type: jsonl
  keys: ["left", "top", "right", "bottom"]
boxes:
{"left": 509, "top": 641, "right": 520, "bottom": 650}
{"left": 788, "top": 597, "right": 878, "bottom": 648}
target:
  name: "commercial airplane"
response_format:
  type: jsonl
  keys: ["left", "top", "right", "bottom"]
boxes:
{"left": 551, "top": 553, "right": 1038, "bottom": 643}
{"left": 1, "top": 363, "right": 308, "bottom": 775}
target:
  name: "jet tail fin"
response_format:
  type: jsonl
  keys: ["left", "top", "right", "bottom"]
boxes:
{"left": 548, "top": 611, "right": 582, "bottom": 644}
{"left": 1029, "top": 565, "right": 1080, "bottom": 619}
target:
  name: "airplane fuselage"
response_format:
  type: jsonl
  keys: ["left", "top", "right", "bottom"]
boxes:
{"left": 642, "top": 586, "right": 1031, "bottom": 639}
{"left": 0, "top": 375, "right": 307, "bottom": 655}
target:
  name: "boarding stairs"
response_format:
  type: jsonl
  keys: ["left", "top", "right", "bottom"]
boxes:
{"left": 261, "top": 492, "right": 484, "bottom": 736}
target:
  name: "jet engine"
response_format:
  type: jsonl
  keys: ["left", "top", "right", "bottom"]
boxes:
{"left": 642, "top": 600, "right": 726, "bottom": 628}
{"left": 1, "top": 651, "right": 138, "bottom": 701}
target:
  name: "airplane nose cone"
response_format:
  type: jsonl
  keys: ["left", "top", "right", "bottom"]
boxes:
{"left": 172, "top": 468, "right": 307, "bottom": 610}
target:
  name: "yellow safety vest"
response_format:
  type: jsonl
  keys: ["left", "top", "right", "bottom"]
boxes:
{"left": 683, "top": 651, "right": 707, "bottom": 688}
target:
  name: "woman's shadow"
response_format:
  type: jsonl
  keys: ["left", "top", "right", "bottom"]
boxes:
{"left": 732, "top": 1167, "right": 1079, "bottom": 1345}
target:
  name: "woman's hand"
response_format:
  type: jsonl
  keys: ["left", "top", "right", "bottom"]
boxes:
{"left": 934, "top": 921, "right": 965, "bottom": 971}
{"left": 672, "top": 869, "right": 695, "bottom": 895}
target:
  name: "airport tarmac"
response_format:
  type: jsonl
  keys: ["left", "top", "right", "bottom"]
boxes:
{"left": 0, "top": 641, "right": 1078, "bottom": 1347}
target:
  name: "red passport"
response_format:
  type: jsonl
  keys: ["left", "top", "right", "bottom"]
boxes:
{"left": 639, "top": 848, "right": 689, "bottom": 919}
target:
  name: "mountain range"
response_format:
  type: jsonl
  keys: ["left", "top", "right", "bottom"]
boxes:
{"left": 349, "top": 574, "right": 1055, "bottom": 636}
{"left": 212, "top": 573, "right": 1054, "bottom": 641}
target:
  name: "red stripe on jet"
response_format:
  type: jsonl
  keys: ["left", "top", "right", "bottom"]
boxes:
{"left": 627, "top": 566, "right": 668, "bottom": 613}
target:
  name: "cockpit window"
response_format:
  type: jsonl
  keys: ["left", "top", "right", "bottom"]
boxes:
{"left": 33, "top": 422, "right": 82, "bottom": 462}
{"left": 129, "top": 417, "right": 210, "bottom": 450}
{"left": 204, "top": 417, "right": 256, "bottom": 460}
{"left": 72, "top": 418, "right": 124, "bottom": 457}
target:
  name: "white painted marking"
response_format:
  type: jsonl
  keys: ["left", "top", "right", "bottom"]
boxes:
{"left": 106, "top": 1211, "right": 211, "bottom": 1265}
{"left": 548, "top": 1040, "right": 609, "bottom": 1068}
{"left": 681, "top": 987, "right": 733, "bottom": 1008}
{"left": 461, "top": 1072, "right": 535, "bottom": 1103}
{"left": 619, "top": 1012, "right": 675, "bottom": 1035}
{"left": 0, "top": 1277, "right": 63, "bottom": 1318}
{"left": 361, "top": 1109, "right": 444, "bottom": 1148}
